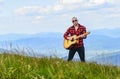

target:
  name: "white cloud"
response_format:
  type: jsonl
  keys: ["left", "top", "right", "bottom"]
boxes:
{"left": 15, "top": 0, "right": 119, "bottom": 16}
{"left": 14, "top": 0, "right": 120, "bottom": 24}
{"left": 106, "top": 7, "right": 120, "bottom": 17}
{"left": 53, "top": 4, "right": 63, "bottom": 11}
{"left": 60, "top": 0, "right": 84, "bottom": 4}
{"left": 90, "top": 0, "right": 107, "bottom": 5}
{"left": 106, "top": 0, "right": 120, "bottom": 4}
{"left": 14, "top": 6, "right": 52, "bottom": 15}
{"left": 53, "top": 0, "right": 117, "bottom": 12}
{"left": 35, "top": 16, "right": 43, "bottom": 20}
{"left": 0, "top": 0, "right": 3, "bottom": 5}
{"left": 60, "top": 0, "right": 108, "bottom": 8}
{"left": 94, "top": 7, "right": 120, "bottom": 18}
{"left": 109, "top": 13, "right": 120, "bottom": 17}
{"left": 0, "top": 0, "right": 3, "bottom": 3}
{"left": 0, "top": 0, "right": 3, "bottom": 14}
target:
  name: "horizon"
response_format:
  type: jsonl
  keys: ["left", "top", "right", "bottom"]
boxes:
{"left": 0, "top": 27, "right": 120, "bottom": 35}
{"left": 0, "top": 0, "right": 120, "bottom": 34}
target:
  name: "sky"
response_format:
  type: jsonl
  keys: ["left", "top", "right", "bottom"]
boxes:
{"left": 0, "top": 0, "right": 120, "bottom": 34}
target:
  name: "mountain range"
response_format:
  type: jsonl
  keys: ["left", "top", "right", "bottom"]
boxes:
{"left": 0, "top": 28, "right": 120, "bottom": 66}
{"left": 88, "top": 51, "right": 120, "bottom": 66}
{"left": 0, "top": 29, "right": 120, "bottom": 49}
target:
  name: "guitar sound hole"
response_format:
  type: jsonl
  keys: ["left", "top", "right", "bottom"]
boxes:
{"left": 71, "top": 38, "right": 74, "bottom": 41}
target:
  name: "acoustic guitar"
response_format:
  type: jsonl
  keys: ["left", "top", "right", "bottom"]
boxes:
{"left": 64, "top": 32, "right": 90, "bottom": 49}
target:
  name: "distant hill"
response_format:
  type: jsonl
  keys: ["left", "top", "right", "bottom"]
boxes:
{"left": 0, "top": 32, "right": 63, "bottom": 50}
{"left": 0, "top": 29, "right": 120, "bottom": 58}
{"left": 0, "top": 34, "right": 32, "bottom": 41}
{"left": 0, "top": 29, "right": 120, "bottom": 51}
{"left": 0, "top": 29, "right": 120, "bottom": 66}
{"left": 88, "top": 51, "right": 120, "bottom": 66}
{"left": 84, "top": 34, "right": 120, "bottom": 50}
{"left": 0, "top": 48, "right": 8, "bottom": 53}
{"left": 62, "top": 51, "right": 120, "bottom": 66}
{"left": 0, "top": 32, "right": 62, "bottom": 41}
{"left": 12, "top": 37, "right": 63, "bottom": 50}
{"left": 92, "top": 28, "right": 120, "bottom": 37}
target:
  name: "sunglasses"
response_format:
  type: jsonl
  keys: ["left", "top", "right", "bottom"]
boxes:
{"left": 72, "top": 20, "right": 77, "bottom": 22}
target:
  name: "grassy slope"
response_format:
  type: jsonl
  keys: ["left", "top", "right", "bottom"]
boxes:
{"left": 0, "top": 53, "right": 120, "bottom": 79}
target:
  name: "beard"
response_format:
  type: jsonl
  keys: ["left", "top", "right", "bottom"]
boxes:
{"left": 74, "top": 23, "right": 78, "bottom": 26}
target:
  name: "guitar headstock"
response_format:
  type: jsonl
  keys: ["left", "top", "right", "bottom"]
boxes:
{"left": 87, "top": 32, "right": 91, "bottom": 34}
{"left": 85, "top": 31, "right": 91, "bottom": 35}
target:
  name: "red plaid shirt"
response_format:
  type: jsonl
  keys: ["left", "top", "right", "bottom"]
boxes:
{"left": 64, "top": 24, "right": 86, "bottom": 48}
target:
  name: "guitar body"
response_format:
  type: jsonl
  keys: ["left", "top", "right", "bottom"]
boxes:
{"left": 64, "top": 35, "right": 79, "bottom": 49}
{"left": 64, "top": 32, "right": 90, "bottom": 49}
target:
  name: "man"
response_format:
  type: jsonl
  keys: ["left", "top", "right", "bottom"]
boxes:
{"left": 64, "top": 17, "right": 87, "bottom": 62}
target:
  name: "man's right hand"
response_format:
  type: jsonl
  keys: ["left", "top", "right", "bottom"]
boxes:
{"left": 67, "top": 36, "right": 73, "bottom": 40}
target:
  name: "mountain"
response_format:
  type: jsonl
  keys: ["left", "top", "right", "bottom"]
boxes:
{"left": 0, "top": 30, "right": 120, "bottom": 51}
{"left": 12, "top": 37, "right": 63, "bottom": 50}
{"left": 92, "top": 28, "right": 120, "bottom": 38}
{"left": 0, "top": 29, "right": 120, "bottom": 66}
{"left": 61, "top": 51, "right": 120, "bottom": 66}
{"left": 88, "top": 51, "right": 120, "bottom": 66}
{"left": 0, "top": 29, "right": 120, "bottom": 58}
{"left": 0, "top": 32, "right": 63, "bottom": 41}
{"left": 0, "top": 48, "right": 9, "bottom": 53}
{"left": 0, "top": 33, "right": 65, "bottom": 57}
{"left": 0, "top": 34, "right": 32, "bottom": 41}
{"left": 0, "top": 32, "right": 63, "bottom": 49}
{"left": 0, "top": 31, "right": 120, "bottom": 50}
{"left": 84, "top": 34, "right": 120, "bottom": 50}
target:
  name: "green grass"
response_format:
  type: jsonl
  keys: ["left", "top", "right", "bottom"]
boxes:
{"left": 0, "top": 53, "right": 120, "bottom": 79}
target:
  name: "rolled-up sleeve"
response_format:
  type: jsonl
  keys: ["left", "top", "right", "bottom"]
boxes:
{"left": 64, "top": 28, "right": 70, "bottom": 39}
{"left": 82, "top": 25, "right": 86, "bottom": 33}
{"left": 83, "top": 26, "right": 87, "bottom": 39}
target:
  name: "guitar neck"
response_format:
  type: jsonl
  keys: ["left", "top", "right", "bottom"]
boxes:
{"left": 77, "top": 32, "right": 90, "bottom": 39}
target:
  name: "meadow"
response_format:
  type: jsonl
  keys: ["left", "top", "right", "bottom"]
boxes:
{"left": 0, "top": 53, "right": 120, "bottom": 79}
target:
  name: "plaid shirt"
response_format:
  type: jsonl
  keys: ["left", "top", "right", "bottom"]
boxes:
{"left": 64, "top": 24, "right": 86, "bottom": 48}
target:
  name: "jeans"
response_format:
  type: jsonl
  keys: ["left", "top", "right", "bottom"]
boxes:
{"left": 67, "top": 46, "right": 85, "bottom": 62}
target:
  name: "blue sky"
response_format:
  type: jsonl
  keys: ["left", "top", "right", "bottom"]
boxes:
{"left": 0, "top": 0, "right": 120, "bottom": 34}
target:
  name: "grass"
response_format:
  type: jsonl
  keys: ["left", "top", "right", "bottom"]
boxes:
{"left": 0, "top": 53, "right": 120, "bottom": 79}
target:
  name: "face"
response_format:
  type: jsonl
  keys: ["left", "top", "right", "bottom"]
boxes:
{"left": 72, "top": 17, "right": 78, "bottom": 26}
